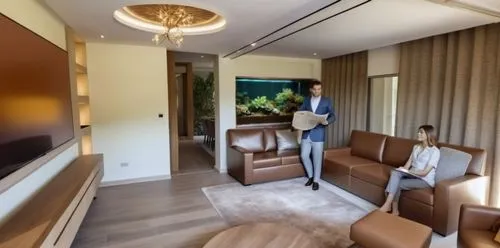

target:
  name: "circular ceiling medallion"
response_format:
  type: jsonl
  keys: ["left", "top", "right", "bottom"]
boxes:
{"left": 113, "top": 4, "right": 226, "bottom": 35}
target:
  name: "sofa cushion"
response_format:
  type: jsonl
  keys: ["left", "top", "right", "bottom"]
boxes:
{"left": 275, "top": 130, "right": 299, "bottom": 151}
{"left": 351, "top": 164, "right": 392, "bottom": 187}
{"left": 435, "top": 147, "right": 472, "bottom": 183}
{"left": 401, "top": 188, "right": 434, "bottom": 206}
{"left": 438, "top": 143, "right": 485, "bottom": 176}
{"left": 350, "top": 130, "right": 387, "bottom": 163}
{"left": 253, "top": 152, "right": 281, "bottom": 169}
{"left": 382, "top": 136, "right": 419, "bottom": 167}
{"left": 263, "top": 129, "right": 277, "bottom": 152}
{"left": 326, "top": 155, "right": 379, "bottom": 171}
{"left": 228, "top": 129, "right": 264, "bottom": 152}
{"left": 278, "top": 149, "right": 300, "bottom": 165}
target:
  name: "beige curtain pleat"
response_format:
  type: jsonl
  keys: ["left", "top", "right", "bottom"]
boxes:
{"left": 322, "top": 51, "right": 368, "bottom": 148}
{"left": 396, "top": 23, "right": 500, "bottom": 206}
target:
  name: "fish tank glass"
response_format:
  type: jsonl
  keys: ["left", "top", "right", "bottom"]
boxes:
{"left": 235, "top": 77, "right": 314, "bottom": 125}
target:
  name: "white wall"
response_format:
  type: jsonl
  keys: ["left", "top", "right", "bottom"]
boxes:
{"left": 0, "top": 0, "right": 79, "bottom": 221}
{"left": 215, "top": 55, "right": 321, "bottom": 172}
{"left": 86, "top": 43, "right": 171, "bottom": 183}
{"left": 368, "top": 45, "right": 400, "bottom": 76}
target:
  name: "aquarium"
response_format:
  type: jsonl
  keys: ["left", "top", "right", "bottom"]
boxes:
{"left": 235, "top": 77, "right": 314, "bottom": 125}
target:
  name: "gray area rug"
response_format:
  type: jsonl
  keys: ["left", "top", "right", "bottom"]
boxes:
{"left": 202, "top": 178, "right": 369, "bottom": 248}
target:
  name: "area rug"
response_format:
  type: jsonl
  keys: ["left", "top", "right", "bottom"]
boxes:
{"left": 202, "top": 178, "right": 370, "bottom": 248}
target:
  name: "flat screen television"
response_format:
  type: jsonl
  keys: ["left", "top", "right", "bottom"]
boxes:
{"left": 0, "top": 14, "right": 74, "bottom": 180}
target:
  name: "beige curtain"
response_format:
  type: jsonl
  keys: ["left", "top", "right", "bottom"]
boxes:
{"left": 322, "top": 51, "right": 368, "bottom": 148}
{"left": 396, "top": 23, "right": 500, "bottom": 205}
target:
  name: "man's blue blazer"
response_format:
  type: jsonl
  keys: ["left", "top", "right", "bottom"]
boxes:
{"left": 298, "top": 96, "right": 336, "bottom": 142}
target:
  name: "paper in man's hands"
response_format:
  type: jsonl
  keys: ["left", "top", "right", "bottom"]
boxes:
{"left": 292, "top": 111, "right": 329, "bottom": 130}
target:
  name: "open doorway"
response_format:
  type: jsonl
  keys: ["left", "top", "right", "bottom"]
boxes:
{"left": 171, "top": 52, "right": 216, "bottom": 175}
{"left": 368, "top": 75, "right": 398, "bottom": 136}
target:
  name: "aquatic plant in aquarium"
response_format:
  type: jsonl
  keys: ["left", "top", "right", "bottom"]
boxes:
{"left": 235, "top": 77, "right": 313, "bottom": 125}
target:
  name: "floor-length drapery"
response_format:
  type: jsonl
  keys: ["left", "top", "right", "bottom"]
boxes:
{"left": 396, "top": 23, "right": 500, "bottom": 205}
{"left": 322, "top": 51, "right": 368, "bottom": 148}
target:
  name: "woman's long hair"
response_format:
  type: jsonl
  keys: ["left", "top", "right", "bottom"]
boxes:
{"left": 419, "top": 125, "right": 437, "bottom": 147}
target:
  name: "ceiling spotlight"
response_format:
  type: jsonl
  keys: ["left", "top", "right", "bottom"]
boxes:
{"left": 313, "top": 53, "right": 317, "bottom": 56}
{"left": 237, "top": 50, "right": 241, "bottom": 53}
{"left": 201, "top": 55, "right": 204, "bottom": 58}
{"left": 100, "top": 35, "right": 105, "bottom": 39}
{"left": 251, "top": 43, "right": 257, "bottom": 47}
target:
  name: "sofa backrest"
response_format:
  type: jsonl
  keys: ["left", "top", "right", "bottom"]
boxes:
{"left": 438, "top": 143, "right": 486, "bottom": 176}
{"left": 350, "top": 130, "right": 387, "bottom": 163}
{"left": 382, "top": 136, "right": 419, "bottom": 167}
{"left": 227, "top": 129, "right": 265, "bottom": 152}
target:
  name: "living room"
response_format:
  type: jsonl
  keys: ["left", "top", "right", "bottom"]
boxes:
{"left": 1, "top": 0, "right": 500, "bottom": 247}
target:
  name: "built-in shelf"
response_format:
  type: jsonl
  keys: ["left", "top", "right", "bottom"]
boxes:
{"left": 76, "top": 64, "right": 87, "bottom": 74}
{"left": 78, "top": 95, "right": 89, "bottom": 104}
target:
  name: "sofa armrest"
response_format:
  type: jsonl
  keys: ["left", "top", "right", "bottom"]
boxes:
{"left": 323, "top": 147, "right": 351, "bottom": 158}
{"left": 227, "top": 146, "right": 254, "bottom": 185}
{"left": 459, "top": 204, "right": 500, "bottom": 231}
{"left": 433, "top": 175, "right": 489, "bottom": 235}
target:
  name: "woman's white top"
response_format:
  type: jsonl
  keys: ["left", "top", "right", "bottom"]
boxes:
{"left": 409, "top": 144, "right": 441, "bottom": 187}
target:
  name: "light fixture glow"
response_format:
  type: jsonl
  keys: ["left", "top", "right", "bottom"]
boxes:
{"left": 100, "top": 35, "right": 105, "bottom": 39}
{"left": 251, "top": 43, "right": 257, "bottom": 47}
{"left": 113, "top": 7, "right": 226, "bottom": 47}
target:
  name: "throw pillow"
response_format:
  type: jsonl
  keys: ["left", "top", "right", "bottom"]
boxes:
{"left": 275, "top": 130, "right": 299, "bottom": 151}
{"left": 435, "top": 147, "right": 472, "bottom": 183}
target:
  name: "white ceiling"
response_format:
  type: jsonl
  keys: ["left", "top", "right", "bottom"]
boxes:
{"left": 43, "top": 0, "right": 500, "bottom": 59}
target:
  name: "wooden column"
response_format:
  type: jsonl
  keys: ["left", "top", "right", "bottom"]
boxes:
{"left": 167, "top": 51, "right": 179, "bottom": 172}
{"left": 186, "top": 63, "right": 194, "bottom": 139}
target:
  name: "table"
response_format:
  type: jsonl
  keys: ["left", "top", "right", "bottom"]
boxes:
{"left": 203, "top": 222, "right": 319, "bottom": 248}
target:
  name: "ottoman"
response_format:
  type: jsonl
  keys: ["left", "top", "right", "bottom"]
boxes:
{"left": 350, "top": 210, "right": 432, "bottom": 248}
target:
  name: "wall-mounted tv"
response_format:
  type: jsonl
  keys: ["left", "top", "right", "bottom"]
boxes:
{"left": 0, "top": 14, "right": 74, "bottom": 180}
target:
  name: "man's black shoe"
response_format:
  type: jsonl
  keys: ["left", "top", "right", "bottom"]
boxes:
{"left": 312, "top": 182, "right": 319, "bottom": 191}
{"left": 305, "top": 178, "right": 314, "bottom": 186}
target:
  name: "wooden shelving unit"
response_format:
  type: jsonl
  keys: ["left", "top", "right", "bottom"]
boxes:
{"left": 74, "top": 41, "right": 92, "bottom": 155}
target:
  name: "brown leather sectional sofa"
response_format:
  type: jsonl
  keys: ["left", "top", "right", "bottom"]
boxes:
{"left": 226, "top": 128, "right": 305, "bottom": 185}
{"left": 323, "top": 130, "right": 489, "bottom": 236}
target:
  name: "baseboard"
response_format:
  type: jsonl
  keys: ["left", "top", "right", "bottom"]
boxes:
{"left": 215, "top": 166, "right": 227, "bottom": 174}
{"left": 99, "top": 175, "right": 171, "bottom": 187}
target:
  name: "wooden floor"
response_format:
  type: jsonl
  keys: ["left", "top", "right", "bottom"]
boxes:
{"left": 72, "top": 171, "right": 236, "bottom": 248}
{"left": 177, "top": 140, "right": 215, "bottom": 174}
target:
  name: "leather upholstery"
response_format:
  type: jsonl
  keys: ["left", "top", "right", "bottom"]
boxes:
{"left": 382, "top": 136, "right": 419, "bottom": 167}
{"left": 458, "top": 204, "right": 500, "bottom": 248}
{"left": 253, "top": 152, "right": 281, "bottom": 169}
{"left": 351, "top": 164, "right": 392, "bottom": 187}
{"left": 263, "top": 129, "right": 277, "bottom": 152}
{"left": 401, "top": 188, "right": 434, "bottom": 206}
{"left": 350, "top": 130, "right": 387, "bottom": 163}
{"left": 322, "top": 129, "right": 489, "bottom": 236}
{"left": 350, "top": 210, "right": 432, "bottom": 248}
{"left": 227, "top": 129, "right": 265, "bottom": 152}
{"left": 226, "top": 128, "right": 304, "bottom": 185}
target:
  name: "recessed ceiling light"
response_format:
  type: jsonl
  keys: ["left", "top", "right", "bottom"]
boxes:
{"left": 251, "top": 43, "right": 257, "bottom": 47}
{"left": 313, "top": 53, "right": 317, "bottom": 56}
{"left": 100, "top": 35, "right": 105, "bottom": 39}
{"left": 237, "top": 50, "right": 241, "bottom": 53}
{"left": 201, "top": 55, "right": 204, "bottom": 58}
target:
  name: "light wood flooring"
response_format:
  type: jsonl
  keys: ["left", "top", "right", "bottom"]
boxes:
{"left": 71, "top": 171, "right": 235, "bottom": 248}
{"left": 177, "top": 140, "right": 215, "bottom": 175}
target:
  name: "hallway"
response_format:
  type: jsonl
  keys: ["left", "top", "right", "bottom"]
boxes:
{"left": 177, "top": 139, "right": 215, "bottom": 174}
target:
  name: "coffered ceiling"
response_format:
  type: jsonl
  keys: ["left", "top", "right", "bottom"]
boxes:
{"left": 43, "top": 0, "right": 500, "bottom": 59}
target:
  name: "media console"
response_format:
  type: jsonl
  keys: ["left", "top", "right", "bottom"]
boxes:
{"left": 0, "top": 154, "right": 104, "bottom": 248}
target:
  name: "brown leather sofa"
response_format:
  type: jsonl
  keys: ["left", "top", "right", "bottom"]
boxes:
{"left": 458, "top": 204, "right": 500, "bottom": 248}
{"left": 226, "top": 128, "right": 305, "bottom": 185}
{"left": 323, "top": 130, "right": 489, "bottom": 236}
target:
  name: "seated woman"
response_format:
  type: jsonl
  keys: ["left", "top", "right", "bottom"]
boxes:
{"left": 379, "top": 125, "right": 441, "bottom": 215}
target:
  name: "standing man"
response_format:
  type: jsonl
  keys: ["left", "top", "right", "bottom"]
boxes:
{"left": 299, "top": 80, "right": 336, "bottom": 190}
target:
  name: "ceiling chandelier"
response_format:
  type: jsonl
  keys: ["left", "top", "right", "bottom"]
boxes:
{"left": 151, "top": 6, "right": 194, "bottom": 47}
